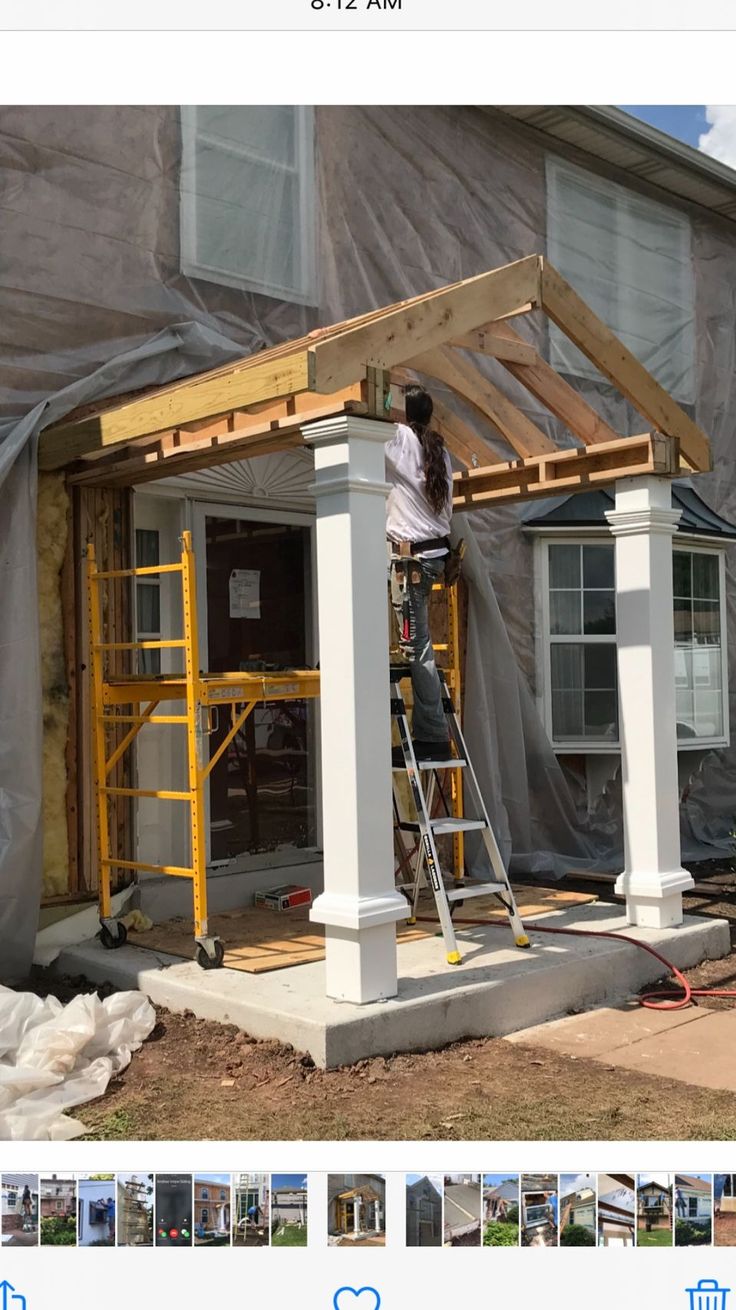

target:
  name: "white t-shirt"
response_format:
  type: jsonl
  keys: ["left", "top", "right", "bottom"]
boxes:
{"left": 385, "top": 423, "right": 453, "bottom": 558}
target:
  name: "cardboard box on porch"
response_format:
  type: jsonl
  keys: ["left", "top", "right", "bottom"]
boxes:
{"left": 254, "top": 884, "right": 313, "bottom": 912}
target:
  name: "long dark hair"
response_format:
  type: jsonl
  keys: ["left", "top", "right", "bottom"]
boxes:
{"left": 405, "top": 385, "right": 449, "bottom": 515}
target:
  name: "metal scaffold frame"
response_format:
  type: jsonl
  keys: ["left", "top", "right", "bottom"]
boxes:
{"left": 86, "top": 529, "right": 320, "bottom": 968}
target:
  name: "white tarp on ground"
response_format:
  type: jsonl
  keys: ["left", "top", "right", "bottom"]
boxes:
{"left": 0, "top": 986, "right": 155, "bottom": 1141}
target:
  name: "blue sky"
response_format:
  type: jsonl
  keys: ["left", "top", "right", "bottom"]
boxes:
{"left": 483, "top": 1174, "right": 519, "bottom": 1188}
{"left": 619, "top": 105, "right": 708, "bottom": 148}
{"left": 272, "top": 1174, "right": 307, "bottom": 1189}
{"left": 619, "top": 105, "right": 736, "bottom": 171}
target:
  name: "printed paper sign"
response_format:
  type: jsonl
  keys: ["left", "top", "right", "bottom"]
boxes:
{"left": 229, "top": 569, "right": 261, "bottom": 619}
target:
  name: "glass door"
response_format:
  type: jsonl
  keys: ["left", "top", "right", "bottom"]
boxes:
{"left": 193, "top": 503, "right": 317, "bottom": 865}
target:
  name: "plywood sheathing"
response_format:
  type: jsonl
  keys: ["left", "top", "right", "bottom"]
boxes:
{"left": 41, "top": 255, "right": 712, "bottom": 497}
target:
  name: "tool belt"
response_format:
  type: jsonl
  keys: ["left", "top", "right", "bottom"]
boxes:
{"left": 389, "top": 536, "right": 450, "bottom": 557}
{"left": 388, "top": 536, "right": 465, "bottom": 586}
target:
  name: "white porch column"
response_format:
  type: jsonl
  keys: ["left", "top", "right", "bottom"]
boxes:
{"left": 303, "top": 413, "right": 408, "bottom": 1003}
{"left": 354, "top": 1197, "right": 361, "bottom": 1235}
{"left": 605, "top": 475, "right": 694, "bottom": 928}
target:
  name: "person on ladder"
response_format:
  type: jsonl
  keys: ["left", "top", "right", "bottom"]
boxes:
{"left": 386, "top": 384, "right": 454, "bottom": 764}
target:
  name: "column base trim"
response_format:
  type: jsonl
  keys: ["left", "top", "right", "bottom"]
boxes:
{"left": 310, "top": 890, "right": 409, "bottom": 932}
{"left": 614, "top": 868, "right": 695, "bottom": 900}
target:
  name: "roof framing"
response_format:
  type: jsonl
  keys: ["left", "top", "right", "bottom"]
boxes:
{"left": 42, "top": 254, "right": 712, "bottom": 508}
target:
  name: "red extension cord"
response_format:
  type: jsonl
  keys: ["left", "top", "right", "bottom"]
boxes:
{"left": 415, "top": 915, "right": 736, "bottom": 1011}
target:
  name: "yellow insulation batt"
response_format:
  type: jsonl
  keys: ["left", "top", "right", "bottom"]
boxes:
{"left": 37, "top": 473, "right": 71, "bottom": 898}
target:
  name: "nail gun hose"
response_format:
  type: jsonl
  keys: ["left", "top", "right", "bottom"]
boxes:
{"left": 415, "top": 916, "right": 736, "bottom": 1010}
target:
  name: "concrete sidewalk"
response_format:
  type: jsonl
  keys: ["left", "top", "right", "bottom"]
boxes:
{"left": 505, "top": 1002, "right": 736, "bottom": 1092}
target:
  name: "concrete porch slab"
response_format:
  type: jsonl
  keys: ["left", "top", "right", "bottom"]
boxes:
{"left": 50, "top": 902, "right": 730, "bottom": 1069}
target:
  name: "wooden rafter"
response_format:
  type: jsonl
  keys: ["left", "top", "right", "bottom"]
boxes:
{"left": 449, "top": 326, "right": 537, "bottom": 366}
{"left": 409, "top": 345, "right": 557, "bottom": 459}
{"left": 307, "top": 254, "right": 542, "bottom": 393}
{"left": 539, "top": 261, "right": 712, "bottom": 471}
{"left": 42, "top": 254, "right": 712, "bottom": 503}
{"left": 482, "top": 321, "right": 622, "bottom": 446}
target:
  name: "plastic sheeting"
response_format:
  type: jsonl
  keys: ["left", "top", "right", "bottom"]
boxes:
{"left": 0, "top": 986, "right": 155, "bottom": 1140}
{"left": 2, "top": 105, "right": 736, "bottom": 976}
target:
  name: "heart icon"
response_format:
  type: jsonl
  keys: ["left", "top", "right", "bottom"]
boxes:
{"left": 333, "top": 1288, "right": 381, "bottom": 1310}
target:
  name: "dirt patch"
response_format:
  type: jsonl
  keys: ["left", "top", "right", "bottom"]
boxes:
{"left": 63, "top": 1001, "right": 736, "bottom": 1142}
{"left": 24, "top": 866, "right": 736, "bottom": 1143}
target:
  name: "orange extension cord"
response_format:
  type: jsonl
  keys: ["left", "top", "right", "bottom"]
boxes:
{"left": 416, "top": 915, "right": 736, "bottom": 1011}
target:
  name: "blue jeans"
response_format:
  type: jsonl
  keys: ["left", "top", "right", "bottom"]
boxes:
{"left": 389, "top": 555, "right": 448, "bottom": 744}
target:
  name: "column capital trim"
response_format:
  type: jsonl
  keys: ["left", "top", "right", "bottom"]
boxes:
{"left": 309, "top": 474, "right": 391, "bottom": 500}
{"left": 302, "top": 413, "right": 393, "bottom": 447}
{"left": 605, "top": 506, "right": 682, "bottom": 538}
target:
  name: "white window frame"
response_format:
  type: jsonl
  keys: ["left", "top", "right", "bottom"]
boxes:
{"left": 134, "top": 527, "right": 163, "bottom": 677}
{"left": 672, "top": 541, "right": 729, "bottom": 749}
{"left": 180, "top": 106, "right": 317, "bottom": 306}
{"left": 546, "top": 156, "right": 696, "bottom": 405}
{"left": 534, "top": 532, "right": 729, "bottom": 753}
{"left": 535, "top": 533, "right": 620, "bottom": 755}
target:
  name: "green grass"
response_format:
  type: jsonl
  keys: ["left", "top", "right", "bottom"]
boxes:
{"left": 637, "top": 1227, "right": 673, "bottom": 1247}
{"left": 81, "top": 1108, "right": 135, "bottom": 1140}
{"left": 272, "top": 1224, "right": 308, "bottom": 1247}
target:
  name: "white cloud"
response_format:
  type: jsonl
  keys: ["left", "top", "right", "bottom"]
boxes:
{"left": 698, "top": 106, "right": 736, "bottom": 171}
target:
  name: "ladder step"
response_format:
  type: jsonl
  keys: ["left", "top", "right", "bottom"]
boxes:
{"left": 446, "top": 881, "right": 508, "bottom": 902}
{"left": 397, "top": 817, "right": 486, "bottom": 836}
{"left": 392, "top": 758, "right": 467, "bottom": 772}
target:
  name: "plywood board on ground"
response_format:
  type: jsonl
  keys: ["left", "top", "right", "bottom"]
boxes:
{"left": 128, "top": 885, "right": 597, "bottom": 973}
{"left": 128, "top": 905, "right": 434, "bottom": 973}
{"left": 419, "top": 884, "right": 597, "bottom": 923}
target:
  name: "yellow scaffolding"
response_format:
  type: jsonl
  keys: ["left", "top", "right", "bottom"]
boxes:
{"left": 87, "top": 529, "right": 320, "bottom": 968}
{"left": 87, "top": 532, "right": 465, "bottom": 969}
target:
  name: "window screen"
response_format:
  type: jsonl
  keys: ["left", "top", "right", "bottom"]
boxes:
{"left": 180, "top": 106, "right": 316, "bottom": 305}
{"left": 547, "top": 157, "right": 695, "bottom": 404}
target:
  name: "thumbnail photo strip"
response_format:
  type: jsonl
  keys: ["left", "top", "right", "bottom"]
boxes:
{"left": 2, "top": 1173, "right": 734, "bottom": 1248}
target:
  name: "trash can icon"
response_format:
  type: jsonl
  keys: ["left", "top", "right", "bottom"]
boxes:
{"left": 686, "top": 1280, "right": 730, "bottom": 1310}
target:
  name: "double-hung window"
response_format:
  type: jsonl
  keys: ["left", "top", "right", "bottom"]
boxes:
{"left": 544, "top": 541, "right": 618, "bottom": 747}
{"left": 540, "top": 538, "right": 728, "bottom": 750}
{"left": 180, "top": 106, "right": 316, "bottom": 305}
{"left": 546, "top": 157, "right": 695, "bottom": 405}
{"left": 673, "top": 547, "right": 727, "bottom": 741}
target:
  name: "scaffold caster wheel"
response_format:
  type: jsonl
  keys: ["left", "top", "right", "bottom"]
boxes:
{"left": 100, "top": 921, "right": 128, "bottom": 950}
{"left": 196, "top": 939, "right": 225, "bottom": 970}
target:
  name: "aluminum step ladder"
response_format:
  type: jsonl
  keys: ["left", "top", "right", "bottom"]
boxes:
{"left": 391, "top": 665, "right": 531, "bottom": 965}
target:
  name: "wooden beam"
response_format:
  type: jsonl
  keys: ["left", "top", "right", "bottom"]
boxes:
{"left": 67, "top": 398, "right": 369, "bottom": 488}
{"left": 489, "top": 321, "right": 623, "bottom": 446}
{"left": 449, "top": 327, "right": 537, "bottom": 366}
{"left": 40, "top": 351, "right": 314, "bottom": 470}
{"left": 540, "top": 260, "right": 712, "bottom": 471}
{"left": 453, "top": 432, "right": 680, "bottom": 511}
{"left": 308, "top": 255, "right": 543, "bottom": 394}
{"left": 409, "top": 345, "right": 558, "bottom": 459}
